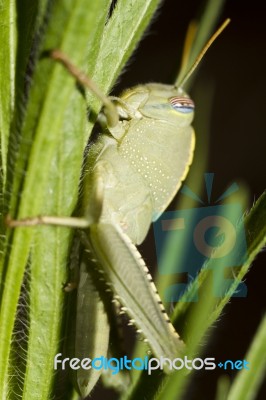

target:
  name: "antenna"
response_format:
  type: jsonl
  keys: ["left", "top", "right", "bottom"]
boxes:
{"left": 176, "top": 18, "right": 230, "bottom": 88}
{"left": 50, "top": 50, "right": 119, "bottom": 127}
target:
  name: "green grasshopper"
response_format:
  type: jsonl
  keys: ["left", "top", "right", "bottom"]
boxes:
{"left": 7, "top": 19, "right": 230, "bottom": 397}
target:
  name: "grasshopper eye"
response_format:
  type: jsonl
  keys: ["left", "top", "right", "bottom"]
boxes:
{"left": 169, "top": 96, "right": 195, "bottom": 114}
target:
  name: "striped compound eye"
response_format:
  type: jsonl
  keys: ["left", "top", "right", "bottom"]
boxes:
{"left": 169, "top": 96, "right": 195, "bottom": 113}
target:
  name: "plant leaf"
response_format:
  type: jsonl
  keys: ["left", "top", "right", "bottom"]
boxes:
{"left": 227, "top": 314, "right": 266, "bottom": 400}
{"left": 0, "top": 0, "right": 111, "bottom": 397}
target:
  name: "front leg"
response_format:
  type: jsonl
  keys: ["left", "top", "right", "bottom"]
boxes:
{"left": 5, "top": 215, "right": 90, "bottom": 229}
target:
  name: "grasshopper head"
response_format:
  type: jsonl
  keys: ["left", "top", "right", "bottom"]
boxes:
{"left": 136, "top": 83, "right": 195, "bottom": 127}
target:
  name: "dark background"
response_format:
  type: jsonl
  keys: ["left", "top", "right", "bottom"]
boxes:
{"left": 94, "top": 0, "right": 266, "bottom": 399}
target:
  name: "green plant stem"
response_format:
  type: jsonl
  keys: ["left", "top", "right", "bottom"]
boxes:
{"left": 227, "top": 315, "right": 266, "bottom": 400}
{"left": 0, "top": 0, "right": 110, "bottom": 397}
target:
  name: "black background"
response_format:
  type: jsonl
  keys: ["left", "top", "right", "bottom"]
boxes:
{"left": 92, "top": 0, "right": 266, "bottom": 399}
